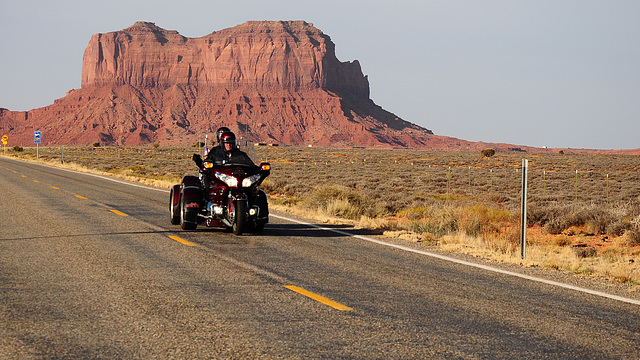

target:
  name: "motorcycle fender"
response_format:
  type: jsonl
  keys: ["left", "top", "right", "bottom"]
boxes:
{"left": 171, "top": 184, "right": 181, "bottom": 207}
{"left": 181, "top": 175, "right": 200, "bottom": 187}
{"left": 233, "top": 194, "right": 248, "bottom": 210}
{"left": 170, "top": 184, "right": 182, "bottom": 216}
{"left": 234, "top": 193, "right": 248, "bottom": 202}
{"left": 181, "top": 186, "right": 202, "bottom": 213}
{"left": 255, "top": 189, "right": 269, "bottom": 221}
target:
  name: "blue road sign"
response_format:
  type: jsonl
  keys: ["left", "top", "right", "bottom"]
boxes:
{"left": 34, "top": 131, "right": 41, "bottom": 144}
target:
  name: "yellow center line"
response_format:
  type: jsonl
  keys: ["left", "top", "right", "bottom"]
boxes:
{"left": 109, "top": 209, "right": 128, "bottom": 216}
{"left": 284, "top": 285, "right": 354, "bottom": 311}
{"left": 74, "top": 195, "right": 88, "bottom": 199}
{"left": 51, "top": 186, "right": 60, "bottom": 189}
{"left": 21, "top": 175, "right": 26, "bottom": 178}
{"left": 168, "top": 235, "right": 197, "bottom": 247}
{"left": 33, "top": 180, "right": 39, "bottom": 183}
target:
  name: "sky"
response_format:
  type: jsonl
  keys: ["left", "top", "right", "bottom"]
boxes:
{"left": 1, "top": 0, "right": 639, "bottom": 150}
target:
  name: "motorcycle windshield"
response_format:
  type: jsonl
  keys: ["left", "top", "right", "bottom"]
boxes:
{"left": 238, "top": 140, "right": 259, "bottom": 164}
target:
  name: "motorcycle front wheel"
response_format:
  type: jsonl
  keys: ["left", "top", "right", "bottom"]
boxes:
{"left": 232, "top": 200, "right": 246, "bottom": 235}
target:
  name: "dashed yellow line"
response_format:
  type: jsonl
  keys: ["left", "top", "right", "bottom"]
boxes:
{"left": 284, "top": 285, "right": 354, "bottom": 311}
{"left": 168, "top": 235, "right": 197, "bottom": 247}
{"left": 33, "top": 180, "right": 39, "bottom": 183}
{"left": 110, "top": 209, "right": 128, "bottom": 216}
{"left": 74, "top": 195, "right": 87, "bottom": 199}
{"left": 51, "top": 186, "right": 60, "bottom": 189}
{"left": 21, "top": 175, "right": 26, "bottom": 178}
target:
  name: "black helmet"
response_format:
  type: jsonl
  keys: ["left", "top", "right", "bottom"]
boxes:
{"left": 215, "top": 126, "right": 231, "bottom": 143}
{"left": 220, "top": 131, "right": 237, "bottom": 151}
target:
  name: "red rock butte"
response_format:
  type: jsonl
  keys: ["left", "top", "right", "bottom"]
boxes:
{"left": 3, "top": 21, "right": 635, "bottom": 153}
{"left": 82, "top": 21, "right": 370, "bottom": 97}
{"left": 1, "top": 21, "right": 441, "bottom": 148}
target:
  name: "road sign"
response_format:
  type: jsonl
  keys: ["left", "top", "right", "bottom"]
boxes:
{"left": 1, "top": 134, "right": 7, "bottom": 142}
{"left": 34, "top": 131, "right": 41, "bottom": 144}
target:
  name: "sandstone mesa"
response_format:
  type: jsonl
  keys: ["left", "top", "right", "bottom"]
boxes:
{"left": 0, "top": 21, "right": 431, "bottom": 148}
{"left": 1, "top": 21, "right": 636, "bottom": 154}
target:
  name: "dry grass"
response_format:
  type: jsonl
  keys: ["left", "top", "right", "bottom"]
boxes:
{"left": 5, "top": 144, "right": 640, "bottom": 287}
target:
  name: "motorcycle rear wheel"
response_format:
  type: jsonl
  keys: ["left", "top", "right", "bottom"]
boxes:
{"left": 180, "top": 195, "right": 197, "bottom": 230}
{"left": 170, "top": 187, "right": 180, "bottom": 225}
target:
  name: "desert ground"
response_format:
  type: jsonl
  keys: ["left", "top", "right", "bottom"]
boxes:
{"left": 5, "top": 144, "right": 640, "bottom": 287}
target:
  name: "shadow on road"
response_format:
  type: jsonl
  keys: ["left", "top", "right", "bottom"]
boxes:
{"left": 0, "top": 223, "right": 384, "bottom": 243}
{"left": 258, "top": 222, "right": 385, "bottom": 239}
{"left": 0, "top": 229, "right": 177, "bottom": 242}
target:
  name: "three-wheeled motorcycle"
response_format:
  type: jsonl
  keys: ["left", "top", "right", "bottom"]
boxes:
{"left": 170, "top": 154, "right": 270, "bottom": 235}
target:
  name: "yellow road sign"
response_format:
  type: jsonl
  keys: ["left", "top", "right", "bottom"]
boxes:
{"left": 1, "top": 134, "right": 7, "bottom": 142}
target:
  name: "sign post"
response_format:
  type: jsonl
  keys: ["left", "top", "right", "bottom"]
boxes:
{"left": 2, "top": 134, "right": 7, "bottom": 155}
{"left": 34, "top": 131, "right": 41, "bottom": 160}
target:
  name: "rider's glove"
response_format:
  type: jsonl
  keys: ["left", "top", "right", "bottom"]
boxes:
{"left": 192, "top": 154, "right": 203, "bottom": 167}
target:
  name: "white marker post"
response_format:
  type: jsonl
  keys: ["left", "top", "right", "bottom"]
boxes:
{"left": 520, "top": 159, "right": 529, "bottom": 259}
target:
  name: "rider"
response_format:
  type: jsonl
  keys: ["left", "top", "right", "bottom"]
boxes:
{"left": 216, "top": 131, "right": 255, "bottom": 166}
{"left": 192, "top": 130, "right": 255, "bottom": 168}
{"left": 208, "top": 126, "right": 230, "bottom": 163}
{"left": 192, "top": 126, "right": 230, "bottom": 168}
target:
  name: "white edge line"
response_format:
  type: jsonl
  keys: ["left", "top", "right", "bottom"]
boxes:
{"left": 8, "top": 157, "right": 638, "bottom": 306}
{"left": 271, "top": 214, "right": 640, "bottom": 306}
{"left": 2, "top": 156, "right": 168, "bottom": 192}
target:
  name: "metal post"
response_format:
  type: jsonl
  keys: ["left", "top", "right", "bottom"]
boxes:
{"left": 489, "top": 169, "right": 492, "bottom": 192}
{"left": 575, "top": 169, "right": 578, "bottom": 202}
{"left": 446, "top": 167, "right": 451, "bottom": 207}
{"left": 606, "top": 173, "right": 609, "bottom": 205}
{"left": 61, "top": 146, "right": 64, "bottom": 164}
{"left": 520, "top": 159, "right": 529, "bottom": 259}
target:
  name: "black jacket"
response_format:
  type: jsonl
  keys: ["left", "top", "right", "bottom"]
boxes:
{"left": 193, "top": 146, "right": 255, "bottom": 168}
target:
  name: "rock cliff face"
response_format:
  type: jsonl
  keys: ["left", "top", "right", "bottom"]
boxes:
{"left": 82, "top": 21, "right": 369, "bottom": 97}
{"left": 1, "top": 21, "right": 444, "bottom": 148}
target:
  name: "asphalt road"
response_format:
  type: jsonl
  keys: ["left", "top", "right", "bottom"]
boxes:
{"left": 1, "top": 156, "right": 640, "bottom": 359}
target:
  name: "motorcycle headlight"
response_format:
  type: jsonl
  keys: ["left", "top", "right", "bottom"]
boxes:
{"left": 242, "top": 173, "right": 262, "bottom": 187}
{"left": 215, "top": 172, "right": 238, "bottom": 187}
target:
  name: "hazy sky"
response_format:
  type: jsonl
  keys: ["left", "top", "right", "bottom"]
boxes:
{"left": 1, "top": 0, "right": 639, "bottom": 149}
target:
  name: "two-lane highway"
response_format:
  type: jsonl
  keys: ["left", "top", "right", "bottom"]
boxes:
{"left": 1, "top": 156, "right": 640, "bottom": 358}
